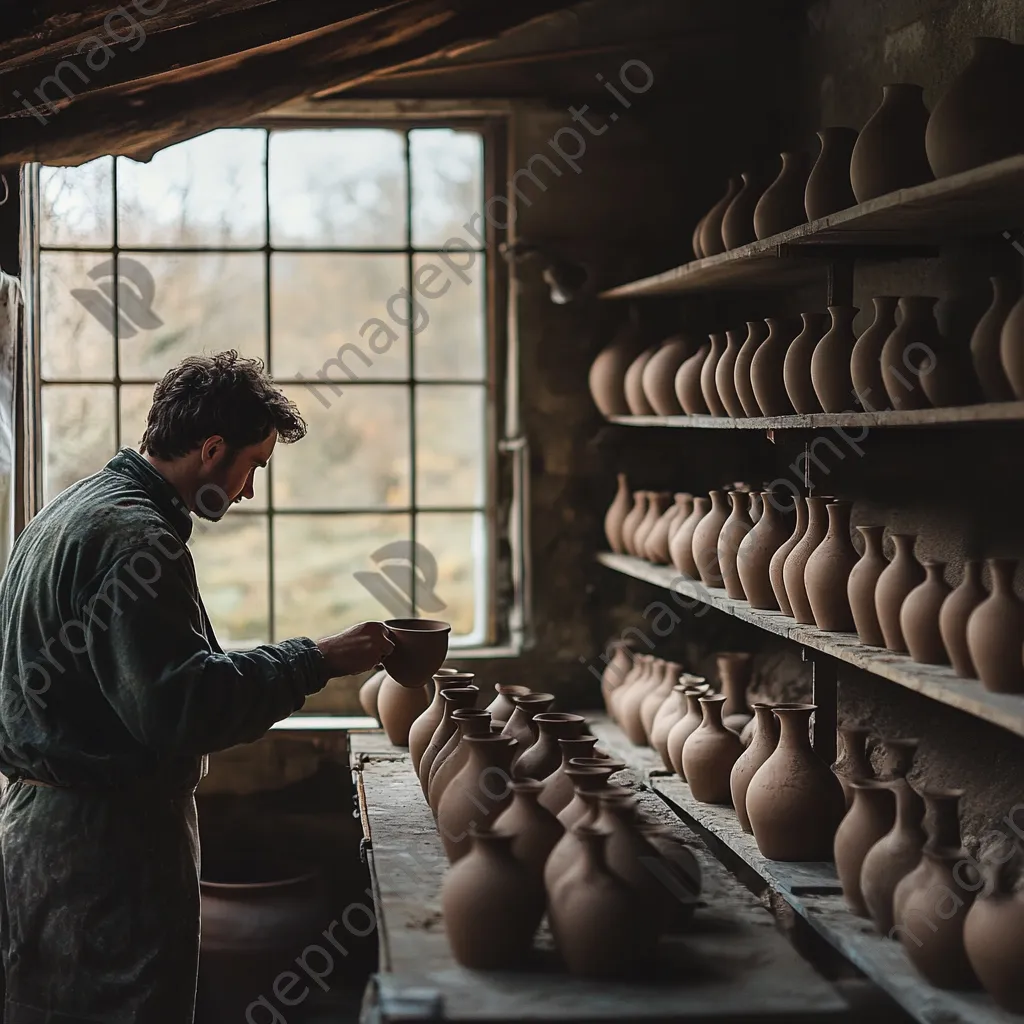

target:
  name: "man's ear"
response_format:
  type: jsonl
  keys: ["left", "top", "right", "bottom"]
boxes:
{"left": 200, "top": 435, "right": 226, "bottom": 464}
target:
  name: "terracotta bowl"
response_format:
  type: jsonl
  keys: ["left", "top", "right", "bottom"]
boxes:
{"left": 382, "top": 618, "right": 452, "bottom": 688}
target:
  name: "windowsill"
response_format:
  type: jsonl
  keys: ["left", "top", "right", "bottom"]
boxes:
{"left": 271, "top": 714, "right": 377, "bottom": 731}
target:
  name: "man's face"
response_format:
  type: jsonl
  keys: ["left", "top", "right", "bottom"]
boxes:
{"left": 195, "top": 430, "right": 278, "bottom": 521}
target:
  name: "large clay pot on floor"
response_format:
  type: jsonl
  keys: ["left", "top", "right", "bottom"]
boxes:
{"left": 588, "top": 320, "right": 644, "bottom": 417}
{"left": 671, "top": 496, "right": 710, "bottom": 580}
{"left": 901, "top": 560, "right": 952, "bottom": 665}
{"left": 805, "top": 500, "right": 859, "bottom": 631}
{"left": 852, "top": 296, "right": 898, "bottom": 411}
{"left": 642, "top": 335, "right": 691, "bottom": 416}
{"left": 784, "top": 312, "right": 829, "bottom": 414}
{"left": 715, "top": 328, "right": 747, "bottom": 418}
{"left": 493, "top": 780, "right": 565, "bottom": 881}
{"left": 700, "top": 332, "right": 729, "bottom": 416}
{"left": 721, "top": 171, "right": 766, "bottom": 249}
{"left": 700, "top": 177, "right": 742, "bottom": 257}
{"left": 835, "top": 781, "right": 896, "bottom": 917}
{"left": 604, "top": 473, "right": 631, "bottom": 554}
{"left": 428, "top": 709, "right": 492, "bottom": 814}
{"left": 805, "top": 126, "right": 859, "bottom": 219}
{"left": 514, "top": 713, "right": 587, "bottom": 781}
{"left": 770, "top": 495, "right": 808, "bottom": 616}
{"left": 875, "top": 534, "right": 925, "bottom": 652}
{"left": 751, "top": 316, "right": 798, "bottom": 415}
{"left": 848, "top": 525, "right": 889, "bottom": 646}
{"left": 719, "top": 491, "right": 754, "bottom": 599}
{"left": 966, "top": 558, "right": 1024, "bottom": 693}
{"left": 681, "top": 695, "right": 745, "bottom": 805}
{"left": 782, "top": 495, "right": 831, "bottom": 625}
{"left": 538, "top": 735, "right": 600, "bottom": 816}
{"left": 754, "top": 151, "right": 810, "bottom": 239}
{"left": 417, "top": 684, "right": 479, "bottom": 794}
{"left": 971, "top": 275, "right": 1019, "bottom": 402}
{"left": 376, "top": 671, "right": 431, "bottom": 747}
{"left": 410, "top": 672, "right": 476, "bottom": 779}
{"left": 729, "top": 702, "right": 780, "bottom": 832}
{"left": 692, "top": 490, "right": 731, "bottom": 588}
{"left": 881, "top": 296, "right": 939, "bottom": 410}
{"left": 735, "top": 320, "right": 769, "bottom": 417}
{"left": 675, "top": 341, "right": 712, "bottom": 414}
{"left": 939, "top": 560, "right": 986, "bottom": 679}
{"left": 746, "top": 703, "right": 845, "bottom": 860}
{"left": 738, "top": 491, "right": 791, "bottom": 609}
{"left": 811, "top": 306, "right": 860, "bottom": 412}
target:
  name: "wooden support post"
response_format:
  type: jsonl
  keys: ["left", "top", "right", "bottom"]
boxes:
{"left": 809, "top": 650, "right": 838, "bottom": 766}
{"left": 826, "top": 259, "right": 854, "bottom": 307}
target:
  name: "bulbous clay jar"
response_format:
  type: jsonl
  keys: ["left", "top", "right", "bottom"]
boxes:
{"left": 640, "top": 660, "right": 683, "bottom": 742}
{"left": 754, "top": 151, "right": 810, "bottom": 239}
{"left": 938, "top": 560, "right": 986, "bottom": 679}
{"left": 651, "top": 685, "right": 689, "bottom": 772}
{"left": 667, "top": 688, "right": 710, "bottom": 778}
{"left": 717, "top": 652, "right": 754, "bottom": 733}
{"left": 848, "top": 525, "right": 889, "bottom": 646}
{"left": 416, "top": 683, "right": 478, "bottom": 794}
{"left": 599, "top": 643, "right": 633, "bottom": 716}
{"left": 964, "top": 851, "right": 1024, "bottom": 1012}
{"left": 619, "top": 491, "right": 646, "bottom": 557}
{"left": 441, "top": 827, "right": 545, "bottom": 968}
{"left": 729, "top": 702, "right": 780, "bottom": 832}
{"left": 588, "top": 320, "right": 644, "bottom": 417}
{"left": 358, "top": 668, "right": 385, "bottom": 720}
{"left": 555, "top": 763, "right": 623, "bottom": 833}
{"left": 604, "top": 473, "right": 631, "bottom": 554}
{"left": 376, "top": 672, "right": 431, "bottom": 747}
{"left": 670, "top": 496, "right": 709, "bottom": 580}
{"left": 633, "top": 491, "right": 670, "bottom": 562}
{"left": 835, "top": 780, "right": 896, "bottom": 917}
{"left": 700, "top": 177, "right": 742, "bottom": 258}
{"left": 644, "top": 496, "right": 687, "bottom": 565}
{"left": 623, "top": 346, "right": 657, "bottom": 415}
{"left": 972, "top": 276, "right": 1019, "bottom": 402}
{"left": 692, "top": 490, "right": 731, "bottom": 588}
{"left": 493, "top": 780, "right": 565, "bottom": 880}
{"left": 617, "top": 659, "right": 658, "bottom": 746}
{"left": 882, "top": 296, "right": 939, "bottom": 411}
{"left": 784, "top": 312, "right": 829, "bottom": 414}
{"left": 901, "top": 560, "right": 952, "bottom": 665}
{"left": 850, "top": 83, "right": 933, "bottom": 202}
{"left": 700, "top": 333, "right": 729, "bottom": 416}
{"left": 662, "top": 492, "right": 694, "bottom": 561}
{"left": 738, "top": 491, "right": 791, "bottom": 609}
{"left": 875, "top": 534, "right": 925, "bottom": 652}
{"left": 834, "top": 724, "right": 875, "bottom": 808}
{"left": 716, "top": 328, "right": 747, "bottom": 418}
{"left": 719, "top": 491, "right": 754, "bottom": 599}
{"left": 675, "top": 341, "right": 711, "bottom": 414}
{"left": 749, "top": 491, "right": 763, "bottom": 524}
{"left": 805, "top": 500, "right": 859, "bottom": 631}
{"left": 966, "top": 558, "right": 1024, "bottom": 693}
{"left": 428, "top": 709, "right": 491, "bottom": 814}
{"left": 501, "top": 693, "right": 555, "bottom": 768}
{"left": 681, "top": 695, "right": 745, "bottom": 805}
{"left": 721, "top": 170, "right": 766, "bottom": 249}
{"left": 735, "top": 321, "right": 770, "bottom": 417}
{"left": 770, "top": 495, "right": 808, "bottom": 616}
{"left": 851, "top": 296, "right": 899, "bottom": 411}
{"left": 922, "top": 293, "right": 983, "bottom": 409}
{"left": 537, "top": 736, "right": 599, "bottom": 816}
{"left": 999, "top": 291, "right": 1024, "bottom": 400}
{"left": 642, "top": 335, "right": 690, "bottom": 416}
{"left": 746, "top": 703, "right": 846, "bottom": 861}
{"left": 805, "top": 126, "right": 859, "bottom": 219}
{"left": 608, "top": 654, "right": 648, "bottom": 727}
{"left": 514, "top": 713, "right": 587, "bottom": 782}
{"left": 782, "top": 495, "right": 831, "bottom": 625}
{"left": 751, "top": 316, "right": 798, "bottom": 416}
{"left": 811, "top": 306, "right": 860, "bottom": 412}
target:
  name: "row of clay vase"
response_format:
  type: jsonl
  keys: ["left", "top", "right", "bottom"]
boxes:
{"left": 691, "top": 37, "right": 1024, "bottom": 258}
{"left": 589, "top": 285, "right": 1024, "bottom": 421}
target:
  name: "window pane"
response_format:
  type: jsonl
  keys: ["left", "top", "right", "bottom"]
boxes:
{"left": 411, "top": 129, "right": 484, "bottom": 249}
{"left": 273, "top": 513, "right": 413, "bottom": 641}
{"left": 268, "top": 129, "right": 407, "bottom": 248}
{"left": 412, "top": 253, "right": 485, "bottom": 380}
{"left": 117, "top": 253, "right": 265, "bottom": 381}
{"left": 39, "top": 157, "right": 113, "bottom": 247}
{"left": 271, "top": 254, "right": 408, "bottom": 381}
{"left": 117, "top": 129, "right": 266, "bottom": 247}
{"left": 416, "top": 512, "right": 486, "bottom": 642}
{"left": 41, "top": 385, "right": 115, "bottom": 503}
{"left": 274, "top": 385, "right": 409, "bottom": 510}
{"left": 416, "top": 385, "right": 486, "bottom": 508}
{"left": 190, "top": 514, "right": 269, "bottom": 646}
{"left": 40, "top": 252, "right": 116, "bottom": 380}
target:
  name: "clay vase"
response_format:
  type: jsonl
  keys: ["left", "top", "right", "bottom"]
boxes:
{"left": 588, "top": 320, "right": 644, "bottom": 416}
{"left": 782, "top": 495, "right": 831, "bottom": 625}
{"left": 971, "top": 275, "right": 1019, "bottom": 402}
{"left": 675, "top": 341, "right": 711, "bottom": 414}
{"left": 848, "top": 526, "right": 889, "bottom": 646}
{"left": 901, "top": 561, "right": 952, "bottom": 665}
{"left": 721, "top": 170, "right": 766, "bottom": 249}
{"left": 681, "top": 695, "right": 744, "bottom": 805}
{"left": 1000, "top": 292, "right": 1024, "bottom": 399}
{"left": 485, "top": 684, "right": 531, "bottom": 726}
{"left": 881, "top": 296, "right": 939, "bottom": 410}
{"left": 966, "top": 558, "right": 1024, "bottom": 693}
{"left": 428, "top": 709, "right": 492, "bottom": 814}
{"left": 719, "top": 491, "right": 754, "bottom": 599}
{"left": 620, "top": 490, "right": 649, "bottom": 557}
{"left": 493, "top": 780, "right": 565, "bottom": 880}
{"left": 376, "top": 672, "right": 431, "bottom": 747}
{"left": 805, "top": 500, "right": 859, "bottom": 631}
{"left": 925, "top": 37, "right": 1024, "bottom": 179}
{"left": 599, "top": 642, "right": 633, "bottom": 715}
{"left": 700, "top": 177, "right": 742, "bottom": 258}
{"left": 667, "top": 687, "right": 710, "bottom": 778}
{"left": 734, "top": 320, "right": 770, "bottom": 417}
{"left": 609, "top": 653, "right": 650, "bottom": 726}
{"left": 556, "top": 763, "right": 624, "bottom": 832}
{"left": 770, "top": 495, "right": 808, "bottom": 616}
{"left": 834, "top": 724, "right": 875, "bottom": 807}
{"left": 416, "top": 684, "right": 479, "bottom": 794}
{"left": 691, "top": 215, "right": 705, "bottom": 260}
{"left": 715, "top": 328, "right": 747, "bottom": 418}
{"left": 784, "top": 312, "right": 829, "bottom": 414}
{"left": 501, "top": 692, "right": 555, "bottom": 768}
{"left": 875, "top": 534, "right": 926, "bottom": 652}
{"left": 700, "top": 332, "right": 729, "bottom": 416}
{"left": 640, "top": 660, "right": 682, "bottom": 741}
{"left": 923, "top": 294, "right": 983, "bottom": 409}
{"left": 441, "top": 826, "right": 545, "bottom": 968}
{"left": 850, "top": 83, "right": 933, "bottom": 202}
{"left": 805, "top": 126, "right": 859, "bottom": 219}
{"left": 851, "top": 296, "right": 898, "bottom": 411}
{"left": 537, "top": 736, "right": 600, "bottom": 816}
{"left": 738, "top": 492, "right": 791, "bottom": 610}
{"left": 729, "top": 702, "right": 781, "bottom": 832}
{"left": 749, "top": 491, "right": 763, "bottom": 524}
{"left": 547, "top": 825, "right": 658, "bottom": 979}
{"left": 358, "top": 669, "right": 385, "bottom": 720}
{"left": 663, "top": 492, "right": 694, "bottom": 562}
{"left": 410, "top": 672, "right": 476, "bottom": 779}
{"left": 746, "top": 703, "right": 846, "bottom": 860}
{"left": 751, "top": 316, "right": 799, "bottom": 416}
{"left": 642, "top": 335, "right": 690, "bottom": 416}
{"left": 618, "top": 657, "right": 658, "bottom": 746}
{"left": 670, "top": 496, "right": 709, "bottom": 580}
{"left": 692, "top": 489, "right": 731, "bottom": 588}
{"left": 964, "top": 849, "right": 1024, "bottom": 1012}
{"left": 811, "top": 306, "right": 860, "bottom": 412}
{"left": 835, "top": 781, "right": 896, "bottom": 917}
{"left": 436, "top": 735, "right": 518, "bottom": 863}
{"left": 633, "top": 491, "right": 670, "bottom": 562}
{"left": 651, "top": 685, "right": 690, "bottom": 771}
{"left": 939, "top": 560, "right": 986, "bottom": 679}
{"left": 623, "top": 347, "right": 657, "bottom": 415}
{"left": 717, "top": 652, "right": 753, "bottom": 733}
{"left": 644, "top": 497, "right": 684, "bottom": 565}
{"left": 604, "top": 473, "right": 631, "bottom": 554}
{"left": 753, "top": 151, "right": 810, "bottom": 239}
{"left": 514, "top": 713, "right": 587, "bottom": 781}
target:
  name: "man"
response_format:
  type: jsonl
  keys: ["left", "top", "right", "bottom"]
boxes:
{"left": 0, "top": 351, "right": 395, "bottom": 1022}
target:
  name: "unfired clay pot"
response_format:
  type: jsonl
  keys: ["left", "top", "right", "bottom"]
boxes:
{"left": 358, "top": 669, "right": 385, "bottom": 720}
{"left": 700, "top": 333, "right": 729, "bottom": 416}
{"left": 753, "top": 151, "right": 810, "bottom": 239}
{"left": 556, "top": 763, "right": 623, "bottom": 832}
{"left": 675, "top": 341, "right": 711, "bottom": 414}
{"left": 719, "top": 491, "right": 754, "bottom": 599}
{"left": 851, "top": 296, "right": 898, "bottom": 411}
{"left": 417, "top": 684, "right": 478, "bottom": 794}
{"left": 601, "top": 644, "right": 636, "bottom": 718}
{"left": 717, "top": 652, "right": 753, "bottom": 733}
{"left": 642, "top": 336, "right": 690, "bottom": 416}
{"left": 640, "top": 660, "right": 682, "bottom": 741}
{"left": 782, "top": 495, "right": 831, "bottom": 625}
{"left": 588, "top": 320, "right": 644, "bottom": 416}
{"left": 805, "top": 126, "right": 859, "bottom": 219}
{"left": 667, "top": 687, "right": 710, "bottom": 778}
{"left": 751, "top": 317, "right": 798, "bottom": 416}
{"left": 383, "top": 619, "right": 452, "bottom": 689}
{"left": 922, "top": 294, "right": 982, "bottom": 408}
{"left": 738, "top": 492, "right": 790, "bottom": 610}
{"left": 784, "top": 312, "right": 829, "bottom": 414}
{"left": 410, "top": 672, "right": 475, "bottom": 779}
{"left": 966, "top": 558, "right": 1024, "bottom": 693}
{"left": 691, "top": 216, "right": 705, "bottom": 260}
{"left": 538, "top": 736, "right": 600, "bottom": 816}
{"left": 692, "top": 490, "right": 731, "bottom": 588}
{"left": 376, "top": 672, "right": 431, "bottom": 747}
{"left": 623, "top": 347, "right": 657, "bottom": 415}
{"left": 729, "top": 702, "right": 780, "bottom": 832}
{"left": 633, "top": 491, "right": 670, "bottom": 560}
{"left": 493, "top": 780, "right": 565, "bottom": 880}
{"left": 609, "top": 654, "right": 649, "bottom": 727}
{"left": 514, "top": 713, "right": 586, "bottom": 781}
{"left": 486, "top": 685, "right": 531, "bottom": 727}
{"left": 811, "top": 306, "right": 860, "bottom": 412}
{"left": 848, "top": 526, "right": 889, "bottom": 646}
{"left": 618, "top": 658, "right": 657, "bottom": 746}
{"left": 735, "top": 320, "right": 769, "bottom": 417}
{"left": 671, "top": 496, "right": 709, "bottom": 580}
{"left": 875, "top": 534, "right": 925, "bottom": 652}
{"left": 716, "top": 328, "right": 747, "bottom": 418}
{"left": 428, "top": 709, "right": 491, "bottom": 814}
{"left": 700, "top": 177, "right": 742, "bottom": 258}
{"left": 681, "top": 695, "right": 744, "bottom": 805}
{"left": 901, "top": 561, "right": 952, "bottom": 665}
{"left": 850, "top": 83, "right": 933, "bottom": 202}
{"left": 938, "top": 560, "right": 986, "bottom": 679}
{"left": 835, "top": 780, "right": 896, "bottom": 917}
{"left": 749, "top": 491, "right": 763, "bottom": 524}
{"left": 1000, "top": 291, "right": 1024, "bottom": 399}
{"left": 746, "top": 703, "right": 846, "bottom": 861}
{"left": 644, "top": 497, "right": 684, "bottom": 565}
{"left": 805, "top": 500, "right": 859, "bottom": 631}
{"left": 971, "top": 276, "right": 1018, "bottom": 402}
{"left": 770, "top": 495, "right": 808, "bottom": 616}
{"left": 604, "top": 473, "right": 631, "bottom": 554}
{"left": 721, "top": 171, "right": 766, "bottom": 249}
{"left": 621, "top": 490, "right": 648, "bottom": 557}
{"left": 834, "top": 724, "right": 874, "bottom": 808}
{"left": 651, "top": 685, "right": 689, "bottom": 772}
{"left": 501, "top": 693, "right": 555, "bottom": 767}
{"left": 881, "top": 296, "right": 939, "bottom": 410}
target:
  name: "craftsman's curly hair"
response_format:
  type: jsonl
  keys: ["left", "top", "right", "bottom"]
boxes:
{"left": 139, "top": 351, "right": 307, "bottom": 459}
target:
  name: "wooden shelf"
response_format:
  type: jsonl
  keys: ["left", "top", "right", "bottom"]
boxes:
{"left": 597, "top": 552, "right": 1024, "bottom": 739}
{"left": 607, "top": 401, "right": 1024, "bottom": 431}
{"left": 600, "top": 155, "right": 1024, "bottom": 298}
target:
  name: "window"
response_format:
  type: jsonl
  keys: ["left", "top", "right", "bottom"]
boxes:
{"left": 30, "top": 124, "right": 512, "bottom": 651}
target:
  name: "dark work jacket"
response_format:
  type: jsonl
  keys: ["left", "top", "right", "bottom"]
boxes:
{"left": 0, "top": 448, "right": 329, "bottom": 1023}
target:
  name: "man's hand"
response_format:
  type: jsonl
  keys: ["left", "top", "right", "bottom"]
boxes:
{"left": 316, "top": 621, "right": 395, "bottom": 678}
